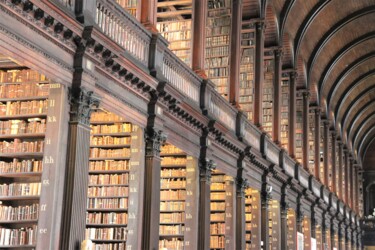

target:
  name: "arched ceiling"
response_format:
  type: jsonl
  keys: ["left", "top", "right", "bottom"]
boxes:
{"left": 269, "top": 0, "right": 375, "bottom": 165}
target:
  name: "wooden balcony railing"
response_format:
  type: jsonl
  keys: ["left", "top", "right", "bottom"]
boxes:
{"left": 95, "top": 0, "right": 151, "bottom": 66}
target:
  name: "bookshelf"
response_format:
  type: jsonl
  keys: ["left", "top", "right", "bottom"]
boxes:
{"left": 328, "top": 134, "right": 333, "bottom": 191}
{"left": 205, "top": 0, "right": 233, "bottom": 99}
{"left": 286, "top": 209, "right": 296, "bottom": 249}
{"left": 210, "top": 170, "right": 234, "bottom": 249}
{"left": 280, "top": 78, "right": 289, "bottom": 150}
{"left": 335, "top": 143, "right": 340, "bottom": 196}
{"left": 325, "top": 228, "right": 331, "bottom": 250}
{"left": 0, "top": 69, "right": 50, "bottom": 249}
{"left": 156, "top": 0, "right": 193, "bottom": 67}
{"left": 319, "top": 125, "right": 325, "bottom": 184}
{"left": 86, "top": 110, "right": 143, "bottom": 250}
{"left": 263, "top": 57, "right": 274, "bottom": 138}
{"left": 245, "top": 188, "right": 260, "bottom": 250}
{"left": 115, "top": 0, "right": 139, "bottom": 18}
{"left": 295, "top": 92, "right": 303, "bottom": 163}
{"left": 308, "top": 109, "right": 315, "bottom": 175}
{"left": 239, "top": 21, "right": 255, "bottom": 121}
{"left": 268, "top": 200, "right": 280, "bottom": 250}
{"left": 302, "top": 217, "right": 311, "bottom": 249}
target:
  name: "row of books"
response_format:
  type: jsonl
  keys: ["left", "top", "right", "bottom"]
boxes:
{"left": 86, "top": 212, "right": 128, "bottom": 225}
{"left": 0, "top": 182, "right": 41, "bottom": 196}
{"left": 160, "top": 201, "right": 185, "bottom": 211}
{"left": 205, "top": 47, "right": 229, "bottom": 57}
{"left": 210, "top": 223, "right": 225, "bottom": 234}
{"left": 88, "top": 186, "right": 129, "bottom": 198}
{"left": 91, "top": 136, "right": 131, "bottom": 146}
{"left": 0, "top": 83, "right": 49, "bottom": 99}
{"left": 159, "top": 225, "right": 184, "bottom": 235}
{"left": 161, "top": 157, "right": 186, "bottom": 166}
{"left": 0, "top": 225, "right": 37, "bottom": 246}
{"left": 0, "top": 70, "right": 47, "bottom": 83}
{"left": 206, "top": 26, "right": 230, "bottom": 36}
{"left": 0, "top": 139, "right": 44, "bottom": 153}
{"left": 210, "top": 235, "right": 225, "bottom": 248}
{"left": 0, "top": 159, "right": 43, "bottom": 173}
{"left": 207, "top": 68, "right": 229, "bottom": 78}
{"left": 160, "top": 212, "right": 185, "bottom": 224}
{"left": 211, "top": 202, "right": 226, "bottom": 210}
{"left": 205, "top": 57, "right": 229, "bottom": 68}
{"left": 211, "top": 213, "right": 225, "bottom": 221}
{"left": 206, "top": 36, "right": 230, "bottom": 46}
{"left": 161, "top": 168, "right": 186, "bottom": 178}
{"left": 91, "top": 112, "right": 125, "bottom": 123}
{"left": 160, "top": 179, "right": 186, "bottom": 189}
{"left": 157, "top": 20, "right": 191, "bottom": 32}
{"left": 208, "top": 8, "right": 231, "bottom": 17}
{"left": 91, "top": 124, "right": 132, "bottom": 134}
{"left": 0, "top": 204, "right": 39, "bottom": 221}
{"left": 89, "top": 160, "right": 129, "bottom": 171}
{"left": 160, "top": 190, "right": 186, "bottom": 201}
{"left": 115, "top": 0, "right": 137, "bottom": 8}
{"left": 86, "top": 227, "right": 127, "bottom": 241}
{"left": 208, "top": 0, "right": 231, "bottom": 9}
{"left": 0, "top": 118, "right": 46, "bottom": 135}
{"left": 0, "top": 100, "right": 48, "bottom": 116}
{"left": 239, "top": 96, "right": 253, "bottom": 102}
{"left": 159, "top": 238, "right": 183, "bottom": 250}
{"left": 88, "top": 242, "right": 126, "bottom": 250}
{"left": 89, "top": 174, "right": 129, "bottom": 186}
{"left": 211, "top": 183, "right": 225, "bottom": 191}
{"left": 87, "top": 198, "right": 128, "bottom": 209}
{"left": 160, "top": 31, "right": 191, "bottom": 42}
{"left": 89, "top": 148, "right": 131, "bottom": 158}
{"left": 161, "top": 145, "right": 184, "bottom": 154}
{"left": 169, "top": 41, "right": 191, "bottom": 50}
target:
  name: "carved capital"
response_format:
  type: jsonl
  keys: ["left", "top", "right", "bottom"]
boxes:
{"left": 236, "top": 178, "right": 249, "bottom": 196}
{"left": 255, "top": 20, "right": 266, "bottom": 32}
{"left": 145, "top": 129, "right": 167, "bottom": 157}
{"left": 274, "top": 48, "right": 283, "bottom": 58}
{"left": 69, "top": 87, "right": 100, "bottom": 125}
{"left": 290, "top": 71, "right": 298, "bottom": 79}
{"left": 199, "top": 159, "right": 216, "bottom": 182}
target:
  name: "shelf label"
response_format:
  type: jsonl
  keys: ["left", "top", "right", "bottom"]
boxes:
{"left": 186, "top": 213, "right": 192, "bottom": 219}
{"left": 185, "top": 241, "right": 190, "bottom": 246}
{"left": 42, "top": 179, "right": 50, "bottom": 185}
{"left": 41, "top": 204, "right": 47, "bottom": 211}
{"left": 126, "top": 246, "right": 132, "bottom": 250}
{"left": 128, "top": 230, "right": 134, "bottom": 235}
{"left": 130, "top": 174, "right": 135, "bottom": 180}
{"left": 45, "top": 138, "right": 51, "bottom": 145}
{"left": 47, "top": 116, "right": 57, "bottom": 122}
{"left": 129, "top": 213, "right": 136, "bottom": 219}
{"left": 44, "top": 156, "right": 54, "bottom": 164}
{"left": 49, "top": 99, "right": 55, "bottom": 107}
{"left": 130, "top": 161, "right": 139, "bottom": 166}
{"left": 130, "top": 187, "right": 137, "bottom": 193}
{"left": 39, "top": 228, "right": 48, "bottom": 234}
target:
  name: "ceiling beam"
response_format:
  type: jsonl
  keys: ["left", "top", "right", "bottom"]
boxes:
{"left": 351, "top": 112, "right": 375, "bottom": 153}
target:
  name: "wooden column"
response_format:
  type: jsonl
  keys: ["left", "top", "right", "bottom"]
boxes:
{"left": 261, "top": 174, "right": 271, "bottom": 249}
{"left": 273, "top": 48, "right": 283, "bottom": 144}
{"left": 229, "top": 0, "right": 242, "bottom": 107}
{"left": 236, "top": 157, "right": 248, "bottom": 250}
{"left": 314, "top": 108, "right": 321, "bottom": 180}
{"left": 288, "top": 71, "right": 297, "bottom": 158}
{"left": 140, "top": 0, "right": 158, "bottom": 32}
{"left": 338, "top": 141, "right": 344, "bottom": 200}
{"left": 302, "top": 90, "right": 310, "bottom": 170}
{"left": 323, "top": 120, "right": 330, "bottom": 186}
{"left": 344, "top": 149, "right": 349, "bottom": 204}
{"left": 192, "top": 0, "right": 208, "bottom": 77}
{"left": 141, "top": 128, "right": 166, "bottom": 250}
{"left": 331, "top": 131, "right": 337, "bottom": 194}
{"left": 60, "top": 88, "right": 100, "bottom": 250}
{"left": 254, "top": 21, "right": 266, "bottom": 127}
{"left": 198, "top": 159, "right": 215, "bottom": 249}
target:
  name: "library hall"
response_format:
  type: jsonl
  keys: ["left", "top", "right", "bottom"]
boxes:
{"left": 0, "top": 0, "right": 375, "bottom": 249}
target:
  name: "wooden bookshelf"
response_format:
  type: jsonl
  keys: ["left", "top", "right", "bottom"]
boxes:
{"left": 156, "top": 0, "right": 193, "bottom": 67}
{"left": 268, "top": 200, "right": 280, "bottom": 250}
{"left": 328, "top": 132, "right": 333, "bottom": 191}
{"left": 319, "top": 125, "right": 325, "bottom": 184}
{"left": 295, "top": 92, "right": 303, "bottom": 163}
{"left": 280, "top": 78, "right": 289, "bottom": 150}
{"left": 287, "top": 209, "right": 296, "bottom": 249}
{"left": 115, "top": 0, "right": 139, "bottom": 18}
{"left": 263, "top": 57, "right": 274, "bottom": 138}
{"left": 205, "top": 0, "right": 233, "bottom": 100}
{"left": 302, "top": 217, "right": 311, "bottom": 249}
{"left": 308, "top": 109, "right": 315, "bottom": 175}
{"left": 86, "top": 110, "right": 143, "bottom": 250}
{"left": 245, "top": 188, "right": 260, "bottom": 250}
{"left": 0, "top": 69, "right": 50, "bottom": 248}
{"left": 315, "top": 225, "right": 322, "bottom": 250}
{"left": 335, "top": 142, "right": 340, "bottom": 195}
{"left": 239, "top": 21, "right": 255, "bottom": 121}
